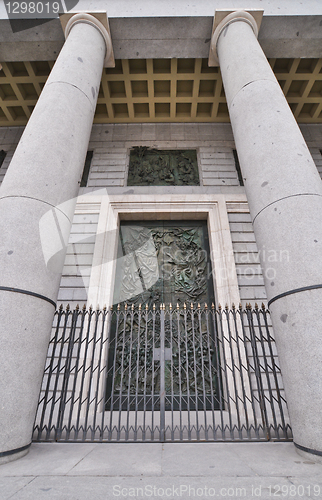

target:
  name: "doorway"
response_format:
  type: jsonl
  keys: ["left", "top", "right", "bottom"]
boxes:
{"left": 105, "top": 220, "right": 219, "bottom": 418}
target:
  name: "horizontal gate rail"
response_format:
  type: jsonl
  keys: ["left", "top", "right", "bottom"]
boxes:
{"left": 33, "top": 303, "right": 292, "bottom": 443}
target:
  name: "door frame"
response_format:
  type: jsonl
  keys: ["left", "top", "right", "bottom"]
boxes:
{"left": 73, "top": 193, "right": 253, "bottom": 420}
{"left": 82, "top": 193, "right": 242, "bottom": 310}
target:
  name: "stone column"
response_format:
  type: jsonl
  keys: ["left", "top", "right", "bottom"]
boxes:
{"left": 210, "top": 10, "right": 322, "bottom": 460}
{"left": 0, "top": 13, "right": 113, "bottom": 464}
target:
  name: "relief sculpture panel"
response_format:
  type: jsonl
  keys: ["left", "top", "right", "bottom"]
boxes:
{"left": 113, "top": 221, "right": 212, "bottom": 306}
{"left": 127, "top": 147, "right": 199, "bottom": 186}
{"left": 105, "top": 221, "right": 219, "bottom": 411}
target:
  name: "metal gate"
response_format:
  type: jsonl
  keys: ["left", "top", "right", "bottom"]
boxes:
{"left": 33, "top": 303, "right": 292, "bottom": 442}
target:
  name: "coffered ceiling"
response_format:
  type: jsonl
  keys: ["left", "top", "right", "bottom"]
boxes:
{"left": 0, "top": 57, "right": 321, "bottom": 126}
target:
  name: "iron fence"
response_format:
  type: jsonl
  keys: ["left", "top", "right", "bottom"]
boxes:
{"left": 33, "top": 303, "right": 292, "bottom": 442}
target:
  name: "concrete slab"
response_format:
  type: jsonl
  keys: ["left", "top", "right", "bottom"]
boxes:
{"left": 4, "top": 475, "right": 322, "bottom": 500}
{"left": 0, "top": 476, "right": 34, "bottom": 499}
{"left": 66, "top": 443, "right": 163, "bottom": 477}
{"left": 161, "top": 442, "right": 256, "bottom": 477}
{"left": 233, "top": 442, "right": 322, "bottom": 478}
{"left": 1, "top": 442, "right": 322, "bottom": 500}
{"left": 0, "top": 443, "right": 96, "bottom": 477}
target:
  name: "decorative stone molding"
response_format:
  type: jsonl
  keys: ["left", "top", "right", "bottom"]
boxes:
{"left": 209, "top": 9, "right": 263, "bottom": 66}
{"left": 78, "top": 193, "right": 242, "bottom": 310}
{"left": 60, "top": 12, "right": 115, "bottom": 67}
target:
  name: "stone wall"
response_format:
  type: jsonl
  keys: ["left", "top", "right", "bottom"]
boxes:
{"left": 84, "top": 123, "right": 240, "bottom": 192}
{"left": 228, "top": 210, "right": 267, "bottom": 308}
{"left": 0, "top": 123, "right": 321, "bottom": 308}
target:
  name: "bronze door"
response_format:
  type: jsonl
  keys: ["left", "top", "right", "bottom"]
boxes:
{"left": 105, "top": 221, "right": 219, "bottom": 413}
{"left": 113, "top": 221, "right": 214, "bottom": 307}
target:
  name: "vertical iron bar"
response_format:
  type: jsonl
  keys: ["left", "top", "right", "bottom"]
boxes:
{"left": 142, "top": 305, "right": 149, "bottom": 441}
{"left": 92, "top": 307, "right": 108, "bottom": 441}
{"left": 37, "top": 307, "right": 63, "bottom": 440}
{"left": 151, "top": 304, "right": 156, "bottom": 440}
{"left": 197, "top": 305, "right": 208, "bottom": 440}
{"left": 134, "top": 305, "right": 142, "bottom": 440}
{"left": 83, "top": 308, "right": 100, "bottom": 441}
{"left": 246, "top": 305, "right": 270, "bottom": 440}
{"left": 160, "top": 305, "right": 166, "bottom": 442}
{"left": 125, "top": 305, "right": 135, "bottom": 440}
{"left": 169, "top": 305, "right": 174, "bottom": 441}
{"left": 190, "top": 304, "right": 199, "bottom": 440}
{"left": 212, "top": 306, "right": 225, "bottom": 437}
{"left": 176, "top": 304, "right": 183, "bottom": 441}
{"left": 217, "top": 306, "right": 234, "bottom": 439}
{"left": 117, "top": 306, "right": 127, "bottom": 441}
{"left": 50, "top": 306, "right": 70, "bottom": 441}
{"left": 254, "top": 305, "right": 278, "bottom": 439}
{"left": 75, "top": 307, "right": 92, "bottom": 438}
{"left": 204, "top": 305, "right": 216, "bottom": 440}
{"left": 238, "top": 305, "right": 260, "bottom": 438}
{"left": 231, "top": 305, "right": 250, "bottom": 437}
{"left": 56, "top": 306, "right": 78, "bottom": 440}
{"left": 108, "top": 307, "right": 121, "bottom": 440}
{"left": 261, "top": 306, "right": 288, "bottom": 438}
{"left": 99, "top": 306, "right": 112, "bottom": 441}
{"left": 224, "top": 306, "right": 242, "bottom": 438}
{"left": 66, "top": 306, "right": 85, "bottom": 440}
{"left": 183, "top": 304, "right": 191, "bottom": 440}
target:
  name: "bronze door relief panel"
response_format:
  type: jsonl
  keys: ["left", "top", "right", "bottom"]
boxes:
{"left": 106, "top": 221, "right": 219, "bottom": 412}
{"left": 113, "top": 221, "right": 214, "bottom": 307}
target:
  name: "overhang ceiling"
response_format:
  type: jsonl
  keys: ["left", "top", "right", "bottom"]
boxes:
{"left": 0, "top": 57, "right": 321, "bottom": 126}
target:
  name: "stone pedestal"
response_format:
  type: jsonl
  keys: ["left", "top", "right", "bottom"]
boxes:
{"left": 211, "top": 10, "right": 322, "bottom": 460}
{"left": 0, "top": 13, "right": 112, "bottom": 464}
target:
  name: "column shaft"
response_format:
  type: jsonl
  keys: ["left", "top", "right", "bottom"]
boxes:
{"left": 213, "top": 13, "right": 322, "bottom": 458}
{"left": 0, "top": 15, "right": 110, "bottom": 463}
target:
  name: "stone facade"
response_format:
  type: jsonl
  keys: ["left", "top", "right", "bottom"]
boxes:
{"left": 0, "top": 3, "right": 322, "bottom": 463}
{"left": 1, "top": 123, "right": 321, "bottom": 311}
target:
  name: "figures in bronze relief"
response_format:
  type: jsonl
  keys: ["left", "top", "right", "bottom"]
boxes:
{"left": 127, "top": 148, "right": 199, "bottom": 186}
